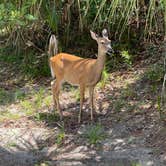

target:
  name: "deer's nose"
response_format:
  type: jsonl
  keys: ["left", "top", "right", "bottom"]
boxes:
{"left": 110, "top": 48, "right": 114, "bottom": 53}
{"left": 108, "top": 45, "right": 114, "bottom": 54}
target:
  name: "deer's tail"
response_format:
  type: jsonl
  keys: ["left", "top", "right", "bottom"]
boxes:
{"left": 48, "top": 35, "right": 58, "bottom": 57}
{"left": 48, "top": 35, "right": 58, "bottom": 79}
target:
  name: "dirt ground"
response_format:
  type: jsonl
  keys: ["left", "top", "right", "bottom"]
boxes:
{"left": 0, "top": 54, "right": 166, "bottom": 166}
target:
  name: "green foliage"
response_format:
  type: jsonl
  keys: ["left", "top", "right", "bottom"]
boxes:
{"left": 34, "top": 161, "right": 49, "bottom": 166}
{"left": 34, "top": 112, "right": 58, "bottom": 122}
{"left": 83, "top": 124, "right": 106, "bottom": 145}
{"left": 21, "top": 52, "right": 50, "bottom": 77}
{"left": 131, "top": 163, "right": 141, "bottom": 166}
{"left": 44, "top": 96, "right": 52, "bottom": 109}
{"left": 98, "top": 67, "right": 109, "bottom": 89}
{"left": 0, "top": 0, "right": 38, "bottom": 26}
{"left": 0, "top": 110, "right": 21, "bottom": 122}
{"left": 20, "top": 88, "right": 52, "bottom": 117}
{"left": 121, "top": 50, "right": 132, "bottom": 67}
{"left": 0, "top": 88, "right": 10, "bottom": 104}
{"left": 20, "top": 100, "right": 35, "bottom": 116}
{"left": 34, "top": 88, "right": 45, "bottom": 109}
{"left": 122, "top": 87, "right": 136, "bottom": 98}
{"left": 14, "top": 90, "right": 26, "bottom": 101}
{"left": 42, "top": 0, "right": 59, "bottom": 33}
{"left": 113, "top": 99, "right": 126, "bottom": 112}
{"left": 145, "top": 65, "right": 164, "bottom": 83}
{"left": 56, "top": 126, "right": 65, "bottom": 146}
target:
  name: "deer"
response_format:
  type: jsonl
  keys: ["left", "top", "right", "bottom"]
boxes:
{"left": 48, "top": 29, "right": 114, "bottom": 123}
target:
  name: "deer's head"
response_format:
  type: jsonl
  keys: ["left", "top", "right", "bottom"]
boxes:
{"left": 90, "top": 29, "right": 114, "bottom": 55}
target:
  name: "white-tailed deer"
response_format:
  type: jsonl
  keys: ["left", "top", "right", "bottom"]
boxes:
{"left": 48, "top": 29, "right": 113, "bottom": 123}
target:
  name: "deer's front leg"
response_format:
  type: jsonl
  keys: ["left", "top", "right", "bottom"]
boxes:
{"left": 78, "top": 85, "right": 85, "bottom": 123}
{"left": 89, "top": 86, "right": 95, "bottom": 121}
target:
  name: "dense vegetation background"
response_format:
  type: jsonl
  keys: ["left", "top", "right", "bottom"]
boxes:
{"left": 0, "top": 0, "right": 166, "bottom": 112}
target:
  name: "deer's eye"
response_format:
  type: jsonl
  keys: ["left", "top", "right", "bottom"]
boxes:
{"left": 100, "top": 41, "right": 105, "bottom": 44}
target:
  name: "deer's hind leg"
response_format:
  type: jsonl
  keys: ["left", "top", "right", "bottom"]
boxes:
{"left": 51, "top": 79, "right": 63, "bottom": 120}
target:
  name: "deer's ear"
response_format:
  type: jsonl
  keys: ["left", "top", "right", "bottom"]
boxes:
{"left": 90, "top": 30, "right": 98, "bottom": 41}
{"left": 102, "top": 29, "right": 108, "bottom": 38}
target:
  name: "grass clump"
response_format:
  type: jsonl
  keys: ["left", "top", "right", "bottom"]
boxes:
{"left": 98, "top": 68, "right": 109, "bottom": 89}
{"left": 113, "top": 99, "right": 127, "bottom": 112}
{"left": 14, "top": 89, "right": 26, "bottom": 101}
{"left": 144, "top": 64, "right": 164, "bottom": 83}
{"left": 83, "top": 124, "right": 106, "bottom": 145}
{"left": 20, "top": 100, "right": 35, "bottom": 116}
{"left": 56, "top": 125, "right": 65, "bottom": 146}
{"left": 121, "top": 50, "right": 132, "bottom": 68}
{"left": 34, "top": 112, "right": 58, "bottom": 123}
{"left": 0, "top": 88, "right": 13, "bottom": 105}
{"left": 0, "top": 111, "right": 21, "bottom": 122}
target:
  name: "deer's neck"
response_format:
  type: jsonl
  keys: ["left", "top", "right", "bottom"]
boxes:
{"left": 94, "top": 48, "right": 106, "bottom": 83}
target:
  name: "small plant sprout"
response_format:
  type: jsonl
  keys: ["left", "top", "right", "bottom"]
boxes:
{"left": 83, "top": 124, "right": 106, "bottom": 145}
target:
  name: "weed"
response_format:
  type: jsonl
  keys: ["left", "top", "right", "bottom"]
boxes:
{"left": 56, "top": 125, "right": 65, "bottom": 146}
{"left": 20, "top": 100, "right": 35, "bottom": 116}
{"left": 44, "top": 95, "right": 52, "bottom": 109}
{"left": 34, "top": 161, "right": 49, "bottom": 166}
{"left": 121, "top": 50, "right": 132, "bottom": 67}
{"left": 150, "top": 84, "right": 158, "bottom": 93}
{"left": 74, "top": 90, "right": 80, "bottom": 102}
{"left": 14, "top": 89, "right": 26, "bottom": 101}
{"left": 0, "top": 111, "right": 21, "bottom": 122}
{"left": 70, "top": 87, "right": 80, "bottom": 102}
{"left": 98, "top": 68, "right": 109, "bottom": 89}
{"left": 113, "top": 99, "right": 127, "bottom": 112}
{"left": 83, "top": 124, "right": 106, "bottom": 145}
{"left": 34, "top": 112, "right": 58, "bottom": 122}
{"left": 6, "top": 142, "right": 17, "bottom": 148}
{"left": 0, "top": 88, "right": 13, "bottom": 105}
{"left": 131, "top": 163, "right": 141, "bottom": 166}
{"left": 122, "top": 87, "right": 136, "bottom": 99}
{"left": 34, "top": 88, "right": 45, "bottom": 110}
{"left": 145, "top": 64, "right": 164, "bottom": 83}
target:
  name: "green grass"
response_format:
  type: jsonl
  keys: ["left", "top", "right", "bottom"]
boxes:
{"left": 56, "top": 125, "right": 65, "bottom": 146}
{"left": 20, "top": 100, "right": 35, "bottom": 116}
{"left": 6, "top": 142, "right": 17, "bottom": 148}
{"left": 34, "top": 162, "right": 50, "bottom": 166}
{"left": 14, "top": 89, "right": 26, "bottom": 101}
{"left": 131, "top": 163, "right": 141, "bottom": 166}
{"left": 20, "top": 87, "right": 50, "bottom": 117}
{"left": 69, "top": 87, "right": 80, "bottom": 102}
{"left": 33, "top": 88, "right": 45, "bottom": 110}
{"left": 144, "top": 64, "right": 164, "bottom": 83}
{"left": 98, "top": 68, "right": 109, "bottom": 89}
{"left": 44, "top": 95, "right": 52, "bottom": 109}
{"left": 0, "top": 111, "right": 21, "bottom": 122}
{"left": 0, "top": 88, "right": 27, "bottom": 105}
{"left": 0, "top": 85, "right": 53, "bottom": 121}
{"left": 0, "top": 88, "right": 13, "bottom": 105}
{"left": 121, "top": 87, "right": 136, "bottom": 99}
{"left": 83, "top": 124, "right": 106, "bottom": 145}
{"left": 113, "top": 99, "right": 127, "bottom": 112}
{"left": 34, "top": 112, "right": 58, "bottom": 122}
{"left": 121, "top": 50, "right": 132, "bottom": 68}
